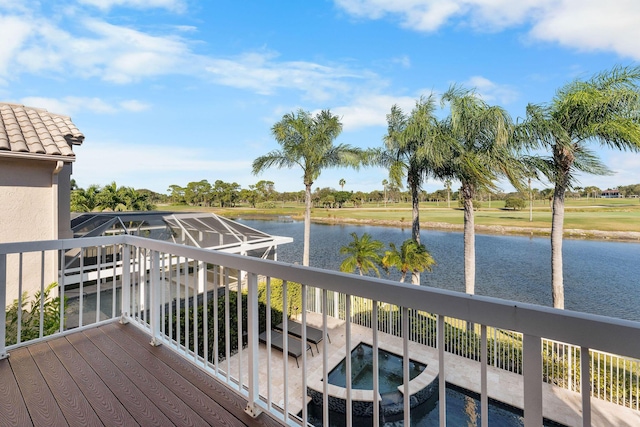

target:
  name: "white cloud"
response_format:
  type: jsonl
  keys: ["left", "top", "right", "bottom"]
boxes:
{"left": 77, "top": 0, "right": 186, "bottom": 12}
{"left": 0, "top": 14, "right": 197, "bottom": 83}
{"left": 0, "top": 15, "right": 32, "bottom": 75}
{"left": 204, "top": 52, "right": 369, "bottom": 101}
{"left": 528, "top": 0, "right": 640, "bottom": 60}
{"left": 333, "top": 94, "right": 418, "bottom": 130}
{"left": 334, "top": 0, "right": 640, "bottom": 60}
{"left": 19, "top": 96, "right": 148, "bottom": 115}
{"left": 464, "top": 76, "right": 519, "bottom": 105}
{"left": 119, "top": 99, "right": 150, "bottom": 112}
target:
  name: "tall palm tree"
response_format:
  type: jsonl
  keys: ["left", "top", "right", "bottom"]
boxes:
{"left": 438, "top": 85, "right": 522, "bottom": 295}
{"left": 381, "top": 239, "right": 435, "bottom": 283}
{"left": 517, "top": 66, "right": 640, "bottom": 308}
{"left": 252, "top": 109, "right": 363, "bottom": 266}
{"left": 339, "top": 178, "right": 346, "bottom": 190}
{"left": 339, "top": 232, "right": 384, "bottom": 276}
{"left": 374, "top": 96, "right": 443, "bottom": 284}
{"left": 445, "top": 179, "right": 452, "bottom": 208}
{"left": 382, "top": 179, "right": 388, "bottom": 207}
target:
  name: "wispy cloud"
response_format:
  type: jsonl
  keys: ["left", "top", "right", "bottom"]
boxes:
{"left": 204, "top": 52, "right": 371, "bottom": 101}
{"left": 334, "top": 0, "right": 640, "bottom": 60}
{"left": 77, "top": 0, "right": 186, "bottom": 12}
{"left": 0, "top": 5, "right": 380, "bottom": 102}
{"left": 463, "top": 76, "right": 519, "bottom": 105}
{"left": 19, "top": 96, "right": 149, "bottom": 115}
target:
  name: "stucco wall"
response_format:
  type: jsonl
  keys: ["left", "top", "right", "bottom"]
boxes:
{"left": 1, "top": 157, "right": 68, "bottom": 301}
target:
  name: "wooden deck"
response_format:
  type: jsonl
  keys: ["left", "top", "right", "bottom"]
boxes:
{"left": 0, "top": 322, "right": 285, "bottom": 427}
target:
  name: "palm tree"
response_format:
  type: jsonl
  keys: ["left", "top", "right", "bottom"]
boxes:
{"left": 382, "top": 179, "right": 388, "bottom": 207}
{"left": 373, "top": 96, "right": 444, "bottom": 284}
{"left": 445, "top": 179, "right": 452, "bottom": 208}
{"left": 339, "top": 178, "right": 346, "bottom": 190}
{"left": 252, "top": 109, "right": 363, "bottom": 266}
{"left": 381, "top": 239, "right": 435, "bottom": 283}
{"left": 339, "top": 232, "right": 384, "bottom": 276}
{"left": 438, "top": 85, "right": 522, "bottom": 295}
{"left": 517, "top": 66, "right": 640, "bottom": 308}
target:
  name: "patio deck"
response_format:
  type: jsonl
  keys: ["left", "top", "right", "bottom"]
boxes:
{"left": 0, "top": 321, "right": 284, "bottom": 427}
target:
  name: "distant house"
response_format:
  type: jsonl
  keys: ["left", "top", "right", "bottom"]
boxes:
{"left": 601, "top": 188, "right": 621, "bottom": 198}
{"left": 0, "top": 102, "right": 85, "bottom": 296}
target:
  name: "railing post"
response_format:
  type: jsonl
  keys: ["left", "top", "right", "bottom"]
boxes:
{"left": 481, "top": 325, "right": 488, "bottom": 427}
{"left": 120, "top": 245, "right": 131, "bottom": 324}
{"left": 0, "top": 254, "right": 7, "bottom": 359}
{"left": 149, "top": 250, "right": 162, "bottom": 346}
{"left": 437, "top": 314, "right": 446, "bottom": 427}
{"left": 581, "top": 346, "right": 592, "bottom": 427}
{"left": 523, "top": 334, "right": 543, "bottom": 427}
{"left": 245, "top": 272, "right": 262, "bottom": 418}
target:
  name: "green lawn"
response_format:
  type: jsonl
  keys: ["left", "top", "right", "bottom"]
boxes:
{"left": 157, "top": 198, "right": 640, "bottom": 233}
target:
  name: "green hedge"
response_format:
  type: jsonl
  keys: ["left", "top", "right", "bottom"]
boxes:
{"left": 163, "top": 279, "right": 303, "bottom": 361}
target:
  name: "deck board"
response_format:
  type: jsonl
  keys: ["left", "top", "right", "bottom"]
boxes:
{"left": 48, "top": 336, "right": 138, "bottom": 427}
{"left": 9, "top": 347, "right": 69, "bottom": 426}
{"left": 0, "top": 358, "right": 32, "bottom": 426}
{"left": 0, "top": 321, "right": 283, "bottom": 427}
{"left": 100, "top": 323, "right": 247, "bottom": 427}
{"left": 66, "top": 330, "right": 174, "bottom": 425}
{"left": 29, "top": 342, "right": 104, "bottom": 427}
{"left": 114, "top": 322, "right": 285, "bottom": 427}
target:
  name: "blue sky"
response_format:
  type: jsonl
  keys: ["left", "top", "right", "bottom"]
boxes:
{"left": 2, "top": 0, "right": 639, "bottom": 195}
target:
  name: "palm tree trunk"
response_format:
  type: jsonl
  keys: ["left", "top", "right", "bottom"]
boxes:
{"left": 462, "top": 185, "right": 475, "bottom": 295}
{"left": 410, "top": 175, "right": 421, "bottom": 285}
{"left": 303, "top": 183, "right": 312, "bottom": 266}
{"left": 551, "top": 185, "right": 566, "bottom": 309}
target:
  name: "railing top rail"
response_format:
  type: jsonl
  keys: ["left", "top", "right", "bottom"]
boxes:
{"left": 0, "top": 235, "right": 126, "bottom": 254}
{"left": 2, "top": 234, "right": 640, "bottom": 358}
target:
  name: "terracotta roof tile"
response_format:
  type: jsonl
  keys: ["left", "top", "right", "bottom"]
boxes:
{"left": 0, "top": 102, "right": 84, "bottom": 158}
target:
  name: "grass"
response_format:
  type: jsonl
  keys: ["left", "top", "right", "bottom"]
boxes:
{"left": 156, "top": 198, "right": 640, "bottom": 234}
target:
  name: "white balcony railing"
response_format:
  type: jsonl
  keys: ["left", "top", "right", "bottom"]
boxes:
{"left": 2, "top": 235, "right": 640, "bottom": 427}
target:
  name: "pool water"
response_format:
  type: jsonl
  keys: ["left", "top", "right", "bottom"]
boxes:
{"left": 327, "top": 343, "right": 426, "bottom": 395}
{"left": 306, "top": 384, "right": 564, "bottom": 426}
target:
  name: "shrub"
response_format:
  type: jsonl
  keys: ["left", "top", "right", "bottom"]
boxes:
{"left": 5, "top": 282, "right": 62, "bottom": 346}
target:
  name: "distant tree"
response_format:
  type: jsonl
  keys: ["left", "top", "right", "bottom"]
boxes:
{"left": 71, "top": 184, "right": 100, "bottom": 212}
{"left": 445, "top": 179, "right": 452, "bottom": 208}
{"left": 382, "top": 239, "right": 435, "bottom": 283}
{"left": 333, "top": 191, "right": 351, "bottom": 208}
{"left": 72, "top": 182, "right": 153, "bottom": 212}
{"left": 339, "top": 178, "right": 346, "bottom": 190}
{"left": 339, "top": 232, "right": 384, "bottom": 276}
{"left": 167, "top": 184, "right": 186, "bottom": 204}
{"left": 517, "top": 66, "right": 640, "bottom": 308}
{"left": 504, "top": 196, "right": 526, "bottom": 210}
{"left": 253, "top": 109, "right": 363, "bottom": 266}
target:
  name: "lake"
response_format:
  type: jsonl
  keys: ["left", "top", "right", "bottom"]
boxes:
{"left": 236, "top": 218, "right": 640, "bottom": 322}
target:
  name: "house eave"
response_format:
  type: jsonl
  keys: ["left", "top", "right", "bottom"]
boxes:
{"left": 0, "top": 151, "right": 76, "bottom": 163}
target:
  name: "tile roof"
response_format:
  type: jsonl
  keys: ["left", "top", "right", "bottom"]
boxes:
{"left": 0, "top": 102, "right": 84, "bottom": 158}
